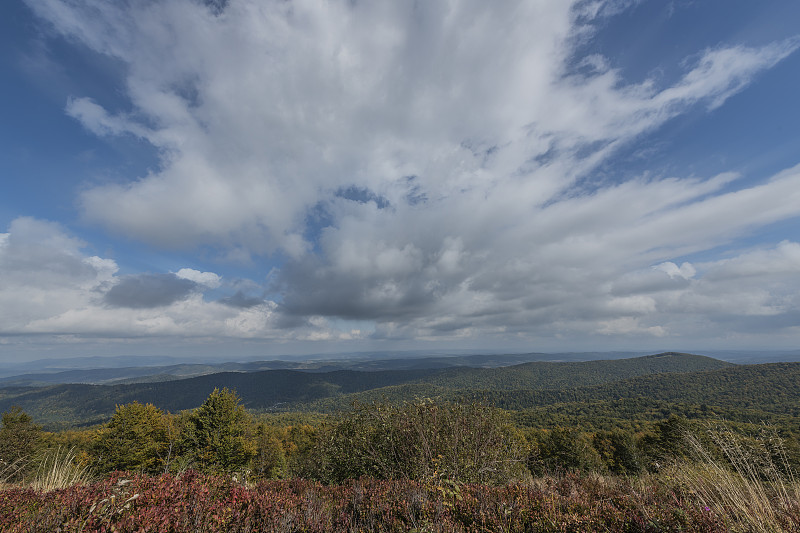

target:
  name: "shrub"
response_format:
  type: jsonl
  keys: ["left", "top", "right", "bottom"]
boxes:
{"left": 592, "top": 429, "right": 643, "bottom": 475}
{"left": 640, "top": 415, "right": 695, "bottom": 469}
{"left": 0, "top": 472, "right": 729, "bottom": 532}
{"left": 302, "top": 399, "right": 528, "bottom": 484}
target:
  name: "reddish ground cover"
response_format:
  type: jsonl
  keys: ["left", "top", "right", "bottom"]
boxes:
{"left": 0, "top": 471, "right": 729, "bottom": 532}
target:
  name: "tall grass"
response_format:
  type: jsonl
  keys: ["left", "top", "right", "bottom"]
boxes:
{"left": 29, "top": 446, "right": 94, "bottom": 491}
{"left": 0, "top": 457, "right": 26, "bottom": 490}
{"left": 669, "top": 424, "right": 800, "bottom": 532}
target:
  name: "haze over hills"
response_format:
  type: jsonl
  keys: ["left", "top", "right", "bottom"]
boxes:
{"left": 0, "top": 351, "right": 654, "bottom": 387}
{"left": 0, "top": 352, "right": 745, "bottom": 429}
{"left": 5, "top": 348, "right": 799, "bottom": 388}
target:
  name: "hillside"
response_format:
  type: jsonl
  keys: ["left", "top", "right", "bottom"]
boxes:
{"left": 461, "top": 362, "right": 800, "bottom": 415}
{"left": 0, "top": 352, "right": 733, "bottom": 429}
{"left": 413, "top": 352, "right": 733, "bottom": 390}
{"left": 315, "top": 362, "right": 800, "bottom": 431}
{"left": 0, "top": 368, "right": 439, "bottom": 428}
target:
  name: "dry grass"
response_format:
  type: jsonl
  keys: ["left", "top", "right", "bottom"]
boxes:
{"left": 28, "top": 446, "right": 94, "bottom": 492}
{"left": 668, "top": 424, "right": 800, "bottom": 533}
{"left": 0, "top": 457, "right": 27, "bottom": 490}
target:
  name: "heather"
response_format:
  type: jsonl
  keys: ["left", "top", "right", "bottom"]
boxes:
{"left": 0, "top": 471, "right": 729, "bottom": 532}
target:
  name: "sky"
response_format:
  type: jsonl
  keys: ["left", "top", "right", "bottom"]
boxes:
{"left": 1, "top": 0, "right": 800, "bottom": 364}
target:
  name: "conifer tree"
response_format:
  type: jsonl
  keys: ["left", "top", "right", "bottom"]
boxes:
{"left": 94, "top": 401, "right": 174, "bottom": 475}
{"left": 0, "top": 406, "right": 42, "bottom": 482}
{"left": 180, "top": 388, "right": 256, "bottom": 473}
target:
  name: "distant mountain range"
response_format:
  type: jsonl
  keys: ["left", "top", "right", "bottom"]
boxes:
{"left": 3, "top": 349, "right": 798, "bottom": 388}
{"left": 0, "top": 352, "right": 750, "bottom": 429}
{"left": 0, "top": 351, "right": 652, "bottom": 387}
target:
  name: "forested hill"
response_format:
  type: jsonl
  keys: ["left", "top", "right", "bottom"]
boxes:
{"left": 462, "top": 361, "right": 800, "bottom": 415}
{"left": 0, "top": 352, "right": 733, "bottom": 429}
{"left": 0, "top": 368, "right": 438, "bottom": 428}
{"left": 301, "top": 362, "right": 800, "bottom": 431}
{"left": 412, "top": 352, "right": 732, "bottom": 390}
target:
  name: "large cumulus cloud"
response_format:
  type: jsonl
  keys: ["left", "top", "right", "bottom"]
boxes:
{"left": 12, "top": 0, "right": 800, "bottom": 350}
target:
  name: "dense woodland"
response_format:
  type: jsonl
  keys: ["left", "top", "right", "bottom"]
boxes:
{"left": 0, "top": 352, "right": 748, "bottom": 428}
{"left": 2, "top": 353, "right": 800, "bottom": 531}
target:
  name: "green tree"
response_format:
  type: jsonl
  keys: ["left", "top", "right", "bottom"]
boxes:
{"left": 527, "top": 427, "right": 604, "bottom": 475}
{"left": 252, "top": 423, "right": 286, "bottom": 479}
{"left": 94, "top": 402, "right": 175, "bottom": 475}
{"left": 592, "top": 429, "right": 642, "bottom": 475}
{"left": 640, "top": 415, "right": 693, "bottom": 469}
{"left": 283, "top": 424, "right": 320, "bottom": 478}
{"left": 0, "top": 407, "right": 42, "bottom": 482}
{"left": 180, "top": 388, "right": 256, "bottom": 473}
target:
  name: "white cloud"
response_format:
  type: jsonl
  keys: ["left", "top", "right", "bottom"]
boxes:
{"left": 654, "top": 262, "right": 696, "bottom": 280}
{"left": 25, "top": 0, "right": 796, "bottom": 256}
{"left": 11, "top": 0, "right": 800, "bottom": 351}
{"left": 702, "top": 241, "right": 800, "bottom": 280}
{"left": 0, "top": 217, "right": 116, "bottom": 332}
{"left": 0, "top": 217, "right": 339, "bottom": 342}
{"left": 175, "top": 268, "right": 222, "bottom": 289}
{"left": 66, "top": 97, "right": 152, "bottom": 139}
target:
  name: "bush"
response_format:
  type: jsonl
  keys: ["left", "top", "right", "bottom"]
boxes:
{"left": 640, "top": 415, "right": 695, "bottom": 469}
{"left": 301, "top": 399, "right": 528, "bottom": 484}
{"left": 0, "top": 472, "right": 729, "bottom": 532}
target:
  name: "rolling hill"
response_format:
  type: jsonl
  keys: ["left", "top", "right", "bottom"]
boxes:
{"left": 0, "top": 352, "right": 738, "bottom": 429}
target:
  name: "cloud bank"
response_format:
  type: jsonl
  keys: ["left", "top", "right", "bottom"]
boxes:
{"left": 6, "top": 0, "right": 800, "bottom": 352}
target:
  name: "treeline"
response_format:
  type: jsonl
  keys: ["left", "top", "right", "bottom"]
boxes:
{"left": 4, "top": 391, "right": 800, "bottom": 487}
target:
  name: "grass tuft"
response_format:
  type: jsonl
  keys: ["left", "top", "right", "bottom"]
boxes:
{"left": 669, "top": 424, "right": 800, "bottom": 532}
{"left": 29, "top": 446, "right": 94, "bottom": 492}
{"left": 0, "top": 457, "right": 27, "bottom": 490}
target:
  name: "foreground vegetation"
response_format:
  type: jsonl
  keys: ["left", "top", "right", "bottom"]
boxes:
{"left": 2, "top": 355, "right": 800, "bottom": 531}
{"left": 1, "top": 472, "right": 737, "bottom": 532}
{"left": 1, "top": 404, "right": 799, "bottom": 531}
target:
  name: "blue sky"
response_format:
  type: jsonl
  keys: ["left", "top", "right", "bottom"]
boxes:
{"left": 1, "top": 0, "right": 800, "bottom": 363}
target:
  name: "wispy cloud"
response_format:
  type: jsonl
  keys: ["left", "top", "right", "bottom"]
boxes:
{"left": 8, "top": 0, "right": 800, "bottom": 351}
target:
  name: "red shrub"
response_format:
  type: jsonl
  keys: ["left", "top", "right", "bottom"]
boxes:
{"left": 0, "top": 472, "right": 729, "bottom": 532}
